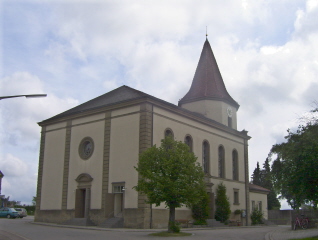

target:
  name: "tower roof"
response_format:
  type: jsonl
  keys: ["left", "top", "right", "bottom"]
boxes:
{"left": 179, "top": 39, "right": 239, "bottom": 109}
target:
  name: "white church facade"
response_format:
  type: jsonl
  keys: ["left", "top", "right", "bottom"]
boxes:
{"left": 35, "top": 39, "right": 268, "bottom": 228}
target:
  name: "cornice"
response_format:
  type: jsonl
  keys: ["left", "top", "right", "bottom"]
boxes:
{"left": 39, "top": 95, "right": 251, "bottom": 140}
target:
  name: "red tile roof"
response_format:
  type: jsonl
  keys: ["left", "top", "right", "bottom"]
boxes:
{"left": 249, "top": 183, "right": 271, "bottom": 193}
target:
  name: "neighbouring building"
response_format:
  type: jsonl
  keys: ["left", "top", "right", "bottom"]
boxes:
{"left": 35, "top": 38, "right": 268, "bottom": 228}
{"left": 249, "top": 183, "right": 270, "bottom": 220}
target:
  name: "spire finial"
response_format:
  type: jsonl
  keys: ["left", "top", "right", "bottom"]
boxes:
{"left": 206, "top": 26, "right": 208, "bottom": 39}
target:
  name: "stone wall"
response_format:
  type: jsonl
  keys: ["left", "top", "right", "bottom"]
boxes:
{"left": 269, "top": 209, "right": 318, "bottom": 228}
{"left": 268, "top": 210, "right": 292, "bottom": 225}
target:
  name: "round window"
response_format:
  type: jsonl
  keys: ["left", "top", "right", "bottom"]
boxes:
{"left": 79, "top": 137, "right": 94, "bottom": 160}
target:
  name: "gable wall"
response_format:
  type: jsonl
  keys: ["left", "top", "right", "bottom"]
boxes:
{"left": 250, "top": 191, "right": 268, "bottom": 220}
{"left": 67, "top": 113, "right": 105, "bottom": 209}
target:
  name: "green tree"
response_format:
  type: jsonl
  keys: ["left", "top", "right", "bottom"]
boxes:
{"left": 251, "top": 160, "right": 281, "bottom": 210}
{"left": 134, "top": 137, "right": 206, "bottom": 232}
{"left": 215, "top": 182, "right": 231, "bottom": 223}
{"left": 262, "top": 159, "right": 281, "bottom": 210}
{"left": 270, "top": 107, "right": 318, "bottom": 209}
{"left": 32, "top": 196, "right": 36, "bottom": 206}
{"left": 251, "top": 162, "right": 262, "bottom": 186}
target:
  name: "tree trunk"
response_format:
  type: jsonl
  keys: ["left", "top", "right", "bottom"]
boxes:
{"left": 168, "top": 206, "right": 176, "bottom": 232}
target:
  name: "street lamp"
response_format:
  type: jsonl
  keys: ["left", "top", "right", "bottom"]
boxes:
{"left": 0, "top": 94, "right": 47, "bottom": 100}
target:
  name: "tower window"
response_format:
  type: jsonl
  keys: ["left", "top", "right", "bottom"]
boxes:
{"left": 228, "top": 117, "right": 232, "bottom": 128}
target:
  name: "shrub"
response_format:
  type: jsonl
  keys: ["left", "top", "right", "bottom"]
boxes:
{"left": 169, "top": 221, "right": 180, "bottom": 233}
{"left": 215, "top": 183, "right": 231, "bottom": 223}
{"left": 251, "top": 208, "right": 264, "bottom": 225}
{"left": 234, "top": 209, "right": 242, "bottom": 215}
{"left": 192, "top": 192, "right": 209, "bottom": 224}
{"left": 193, "top": 219, "right": 207, "bottom": 225}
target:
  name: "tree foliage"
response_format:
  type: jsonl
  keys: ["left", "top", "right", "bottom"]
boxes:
{"left": 215, "top": 182, "right": 231, "bottom": 223}
{"left": 32, "top": 196, "right": 36, "bottom": 206}
{"left": 191, "top": 192, "right": 210, "bottom": 225}
{"left": 269, "top": 107, "right": 318, "bottom": 209}
{"left": 134, "top": 136, "right": 206, "bottom": 232}
{"left": 251, "top": 162, "right": 262, "bottom": 186}
{"left": 251, "top": 160, "right": 281, "bottom": 210}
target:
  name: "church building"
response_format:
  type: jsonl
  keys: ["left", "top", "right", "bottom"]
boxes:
{"left": 35, "top": 39, "right": 268, "bottom": 228}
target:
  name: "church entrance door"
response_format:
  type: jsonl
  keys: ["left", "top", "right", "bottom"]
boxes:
{"left": 114, "top": 193, "right": 123, "bottom": 217}
{"left": 75, "top": 188, "right": 86, "bottom": 218}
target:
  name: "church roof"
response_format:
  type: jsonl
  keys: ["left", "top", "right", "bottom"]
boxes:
{"left": 39, "top": 85, "right": 250, "bottom": 139}
{"left": 41, "top": 86, "right": 151, "bottom": 122}
{"left": 178, "top": 39, "right": 239, "bottom": 109}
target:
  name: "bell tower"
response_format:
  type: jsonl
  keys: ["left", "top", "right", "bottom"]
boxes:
{"left": 178, "top": 39, "right": 239, "bottom": 129}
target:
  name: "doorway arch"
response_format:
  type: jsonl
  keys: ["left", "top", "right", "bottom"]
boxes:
{"left": 75, "top": 173, "right": 93, "bottom": 218}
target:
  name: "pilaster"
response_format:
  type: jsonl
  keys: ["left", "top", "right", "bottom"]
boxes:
{"left": 102, "top": 112, "right": 114, "bottom": 217}
{"left": 62, "top": 120, "right": 72, "bottom": 209}
{"left": 35, "top": 126, "right": 46, "bottom": 215}
{"left": 244, "top": 138, "right": 250, "bottom": 225}
{"left": 137, "top": 103, "right": 153, "bottom": 228}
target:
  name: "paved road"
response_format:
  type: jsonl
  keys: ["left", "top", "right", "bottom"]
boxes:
{"left": 0, "top": 216, "right": 317, "bottom": 240}
{"left": 266, "top": 225, "right": 318, "bottom": 240}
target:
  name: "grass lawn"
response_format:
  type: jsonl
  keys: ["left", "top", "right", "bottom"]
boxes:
{"left": 289, "top": 237, "right": 318, "bottom": 240}
{"left": 150, "top": 232, "right": 192, "bottom": 237}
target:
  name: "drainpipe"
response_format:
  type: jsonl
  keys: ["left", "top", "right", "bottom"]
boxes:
{"left": 150, "top": 204, "right": 153, "bottom": 229}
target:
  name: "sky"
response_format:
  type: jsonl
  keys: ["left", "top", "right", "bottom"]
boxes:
{"left": 0, "top": 0, "right": 317, "bottom": 209}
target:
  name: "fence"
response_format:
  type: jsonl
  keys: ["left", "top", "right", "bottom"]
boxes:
{"left": 268, "top": 209, "right": 318, "bottom": 229}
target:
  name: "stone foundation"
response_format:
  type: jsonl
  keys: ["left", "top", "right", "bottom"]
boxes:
{"left": 35, "top": 207, "right": 193, "bottom": 229}
{"left": 35, "top": 210, "right": 75, "bottom": 224}
{"left": 124, "top": 208, "right": 192, "bottom": 229}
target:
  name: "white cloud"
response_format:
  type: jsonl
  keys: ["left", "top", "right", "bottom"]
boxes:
{"left": 0, "top": 72, "right": 79, "bottom": 144}
{"left": 0, "top": 154, "right": 28, "bottom": 177}
{"left": 0, "top": 72, "right": 78, "bottom": 204}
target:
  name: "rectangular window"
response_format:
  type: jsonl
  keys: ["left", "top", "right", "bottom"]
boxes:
{"left": 252, "top": 200, "right": 255, "bottom": 210}
{"left": 233, "top": 189, "right": 239, "bottom": 205}
{"left": 112, "top": 182, "right": 125, "bottom": 193}
{"left": 259, "top": 201, "right": 262, "bottom": 212}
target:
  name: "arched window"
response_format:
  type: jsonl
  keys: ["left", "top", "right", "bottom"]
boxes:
{"left": 184, "top": 135, "right": 193, "bottom": 152}
{"left": 164, "top": 128, "right": 174, "bottom": 138}
{"left": 232, "top": 150, "right": 238, "bottom": 181}
{"left": 202, "top": 141, "right": 210, "bottom": 174}
{"left": 218, "top": 146, "right": 225, "bottom": 178}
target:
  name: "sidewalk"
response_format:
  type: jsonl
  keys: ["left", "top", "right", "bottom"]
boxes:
{"left": 30, "top": 218, "right": 318, "bottom": 239}
{"left": 265, "top": 225, "right": 318, "bottom": 240}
